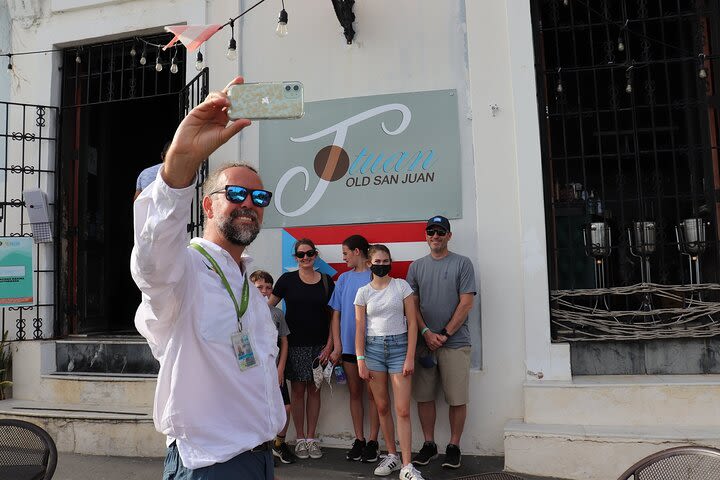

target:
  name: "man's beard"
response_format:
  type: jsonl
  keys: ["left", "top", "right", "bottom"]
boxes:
{"left": 217, "top": 208, "right": 260, "bottom": 246}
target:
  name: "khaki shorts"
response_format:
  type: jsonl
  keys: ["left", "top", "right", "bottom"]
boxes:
{"left": 412, "top": 343, "right": 471, "bottom": 406}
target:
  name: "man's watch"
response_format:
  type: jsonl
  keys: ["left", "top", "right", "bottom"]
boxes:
{"left": 440, "top": 328, "right": 450, "bottom": 337}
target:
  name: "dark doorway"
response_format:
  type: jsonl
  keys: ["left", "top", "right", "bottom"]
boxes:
{"left": 59, "top": 33, "right": 187, "bottom": 335}
{"left": 79, "top": 97, "right": 178, "bottom": 333}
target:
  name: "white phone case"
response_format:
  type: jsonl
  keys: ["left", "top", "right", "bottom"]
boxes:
{"left": 227, "top": 81, "right": 304, "bottom": 120}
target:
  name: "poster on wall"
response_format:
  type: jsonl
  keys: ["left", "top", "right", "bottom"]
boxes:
{"left": 0, "top": 237, "right": 33, "bottom": 307}
{"left": 260, "top": 89, "right": 462, "bottom": 228}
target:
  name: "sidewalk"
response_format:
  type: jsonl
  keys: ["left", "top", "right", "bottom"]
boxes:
{"left": 53, "top": 447, "right": 564, "bottom": 480}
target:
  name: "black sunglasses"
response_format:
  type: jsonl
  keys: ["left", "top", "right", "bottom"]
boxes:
{"left": 295, "top": 249, "right": 317, "bottom": 259}
{"left": 210, "top": 185, "right": 273, "bottom": 207}
{"left": 426, "top": 228, "right": 448, "bottom": 237}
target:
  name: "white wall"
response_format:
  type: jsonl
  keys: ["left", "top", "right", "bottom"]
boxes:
{"left": 234, "top": 0, "right": 536, "bottom": 455}
{"left": 3, "top": 0, "right": 566, "bottom": 456}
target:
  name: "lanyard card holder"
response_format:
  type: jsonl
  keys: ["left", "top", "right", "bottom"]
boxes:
{"left": 231, "top": 331, "right": 259, "bottom": 371}
{"left": 189, "top": 242, "right": 258, "bottom": 372}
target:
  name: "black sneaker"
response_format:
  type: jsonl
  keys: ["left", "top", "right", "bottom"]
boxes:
{"left": 272, "top": 441, "right": 297, "bottom": 464}
{"left": 442, "top": 443, "right": 461, "bottom": 469}
{"left": 346, "top": 438, "right": 366, "bottom": 461}
{"left": 412, "top": 441, "right": 438, "bottom": 466}
{"left": 360, "top": 439, "right": 379, "bottom": 463}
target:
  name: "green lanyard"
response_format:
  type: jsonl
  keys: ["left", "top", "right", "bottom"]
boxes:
{"left": 189, "top": 242, "right": 249, "bottom": 329}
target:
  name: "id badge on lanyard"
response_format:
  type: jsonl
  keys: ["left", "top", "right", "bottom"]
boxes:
{"left": 231, "top": 331, "right": 259, "bottom": 371}
{"left": 189, "top": 242, "right": 260, "bottom": 372}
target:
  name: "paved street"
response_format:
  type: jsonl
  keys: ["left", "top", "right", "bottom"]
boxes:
{"left": 54, "top": 447, "right": 564, "bottom": 479}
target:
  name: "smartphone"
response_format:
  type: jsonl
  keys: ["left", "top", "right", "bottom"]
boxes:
{"left": 226, "top": 81, "right": 304, "bottom": 120}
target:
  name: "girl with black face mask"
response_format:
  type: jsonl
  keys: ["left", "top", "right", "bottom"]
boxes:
{"left": 353, "top": 245, "right": 424, "bottom": 480}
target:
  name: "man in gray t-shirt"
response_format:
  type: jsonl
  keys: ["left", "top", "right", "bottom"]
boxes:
{"left": 406, "top": 215, "right": 476, "bottom": 471}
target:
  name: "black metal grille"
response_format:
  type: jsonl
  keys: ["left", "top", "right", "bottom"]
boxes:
{"left": 180, "top": 68, "right": 210, "bottom": 238}
{"left": 533, "top": 0, "right": 720, "bottom": 289}
{"left": 61, "top": 33, "right": 187, "bottom": 108}
{"left": 0, "top": 103, "right": 59, "bottom": 340}
{"left": 531, "top": 0, "right": 720, "bottom": 341}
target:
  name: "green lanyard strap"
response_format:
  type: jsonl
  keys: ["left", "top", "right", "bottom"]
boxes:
{"left": 189, "top": 242, "right": 250, "bottom": 327}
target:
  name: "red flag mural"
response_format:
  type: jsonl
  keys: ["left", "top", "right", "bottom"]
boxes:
{"left": 282, "top": 222, "right": 427, "bottom": 280}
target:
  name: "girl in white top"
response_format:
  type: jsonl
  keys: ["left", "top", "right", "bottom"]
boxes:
{"left": 355, "top": 245, "right": 425, "bottom": 480}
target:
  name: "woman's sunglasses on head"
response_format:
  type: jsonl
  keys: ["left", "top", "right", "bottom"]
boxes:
{"left": 295, "top": 249, "right": 317, "bottom": 259}
{"left": 426, "top": 228, "right": 448, "bottom": 237}
{"left": 210, "top": 185, "right": 273, "bottom": 208}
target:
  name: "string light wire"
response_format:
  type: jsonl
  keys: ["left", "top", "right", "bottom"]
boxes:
{"left": 0, "top": 0, "right": 270, "bottom": 66}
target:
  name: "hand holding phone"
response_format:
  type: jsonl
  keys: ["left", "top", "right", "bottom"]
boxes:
{"left": 226, "top": 81, "right": 304, "bottom": 120}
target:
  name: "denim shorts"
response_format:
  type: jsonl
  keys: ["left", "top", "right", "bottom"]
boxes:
{"left": 364, "top": 332, "right": 408, "bottom": 374}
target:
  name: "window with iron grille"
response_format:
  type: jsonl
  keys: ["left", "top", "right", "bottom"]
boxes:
{"left": 61, "top": 32, "right": 187, "bottom": 108}
{"left": 531, "top": 0, "right": 720, "bottom": 342}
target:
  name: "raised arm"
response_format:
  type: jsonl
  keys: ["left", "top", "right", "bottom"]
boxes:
{"left": 132, "top": 77, "right": 252, "bottom": 349}
{"left": 162, "top": 76, "right": 251, "bottom": 188}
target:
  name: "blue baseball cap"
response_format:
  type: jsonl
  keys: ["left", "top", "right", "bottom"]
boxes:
{"left": 426, "top": 215, "right": 451, "bottom": 232}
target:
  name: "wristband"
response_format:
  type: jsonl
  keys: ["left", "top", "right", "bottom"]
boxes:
{"left": 421, "top": 327, "right": 430, "bottom": 335}
{"left": 356, "top": 355, "right": 365, "bottom": 361}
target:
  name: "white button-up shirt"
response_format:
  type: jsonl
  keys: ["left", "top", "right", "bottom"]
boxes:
{"left": 131, "top": 173, "right": 285, "bottom": 469}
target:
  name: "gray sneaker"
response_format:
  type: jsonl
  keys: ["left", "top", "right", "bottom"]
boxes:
{"left": 307, "top": 439, "right": 323, "bottom": 459}
{"left": 295, "top": 439, "right": 309, "bottom": 459}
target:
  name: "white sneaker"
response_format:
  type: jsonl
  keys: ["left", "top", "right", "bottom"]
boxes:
{"left": 399, "top": 463, "right": 426, "bottom": 480}
{"left": 374, "top": 454, "right": 402, "bottom": 476}
{"left": 312, "top": 357, "right": 324, "bottom": 390}
{"left": 295, "top": 439, "right": 309, "bottom": 459}
{"left": 307, "top": 439, "right": 323, "bottom": 459}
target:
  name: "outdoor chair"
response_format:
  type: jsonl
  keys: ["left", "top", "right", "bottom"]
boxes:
{"left": 0, "top": 419, "right": 58, "bottom": 480}
{"left": 452, "top": 473, "right": 526, "bottom": 480}
{"left": 616, "top": 445, "right": 720, "bottom": 480}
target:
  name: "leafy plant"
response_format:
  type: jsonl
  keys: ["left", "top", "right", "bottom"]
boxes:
{"left": 0, "top": 330, "right": 12, "bottom": 400}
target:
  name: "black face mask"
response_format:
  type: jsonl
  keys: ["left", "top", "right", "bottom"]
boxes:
{"left": 370, "top": 264, "right": 391, "bottom": 277}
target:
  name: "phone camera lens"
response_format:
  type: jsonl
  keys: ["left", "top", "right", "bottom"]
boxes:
{"left": 293, "top": 85, "right": 299, "bottom": 91}
{"left": 285, "top": 85, "right": 291, "bottom": 91}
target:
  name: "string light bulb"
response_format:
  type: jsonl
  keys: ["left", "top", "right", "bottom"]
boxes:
{"left": 276, "top": 2, "right": 289, "bottom": 37}
{"left": 140, "top": 48, "right": 147, "bottom": 66}
{"left": 130, "top": 45, "right": 137, "bottom": 57}
{"left": 227, "top": 38, "right": 237, "bottom": 60}
{"left": 155, "top": 51, "right": 163, "bottom": 72}
{"left": 617, "top": 20, "right": 628, "bottom": 53}
{"left": 625, "top": 65, "right": 633, "bottom": 94}
{"left": 227, "top": 19, "right": 238, "bottom": 61}
{"left": 75, "top": 50, "right": 82, "bottom": 64}
{"left": 195, "top": 51, "right": 204, "bottom": 71}
{"left": 625, "top": 65, "right": 634, "bottom": 93}
{"left": 556, "top": 68, "right": 563, "bottom": 93}
{"left": 169, "top": 48, "right": 178, "bottom": 74}
{"left": 698, "top": 53, "right": 707, "bottom": 79}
